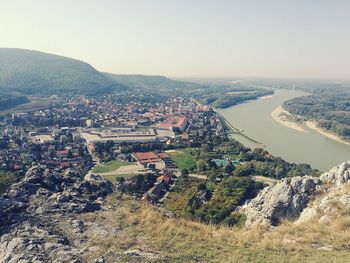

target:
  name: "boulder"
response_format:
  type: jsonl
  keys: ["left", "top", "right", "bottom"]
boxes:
{"left": 244, "top": 161, "right": 350, "bottom": 227}
{"left": 243, "top": 176, "right": 321, "bottom": 227}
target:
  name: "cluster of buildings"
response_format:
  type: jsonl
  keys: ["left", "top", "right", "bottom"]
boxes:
{"left": 0, "top": 120, "right": 91, "bottom": 175}
{"left": 0, "top": 94, "right": 226, "bottom": 205}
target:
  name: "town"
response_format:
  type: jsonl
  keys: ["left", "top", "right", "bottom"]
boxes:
{"left": 0, "top": 92, "right": 318, "bottom": 224}
{"left": 0, "top": 96, "right": 235, "bottom": 204}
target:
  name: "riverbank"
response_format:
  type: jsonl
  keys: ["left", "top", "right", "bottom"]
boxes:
{"left": 271, "top": 106, "right": 306, "bottom": 133}
{"left": 216, "top": 110, "right": 265, "bottom": 148}
{"left": 306, "top": 121, "right": 350, "bottom": 146}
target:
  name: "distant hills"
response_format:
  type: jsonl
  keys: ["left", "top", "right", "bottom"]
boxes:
{"left": 0, "top": 48, "right": 200, "bottom": 98}
{"left": 0, "top": 48, "right": 127, "bottom": 96}
{"left": 0, "top": 48, "right": 272, "bottom": 111}
{"left": 105, "top": 73, "right": 201, "bottom": 93}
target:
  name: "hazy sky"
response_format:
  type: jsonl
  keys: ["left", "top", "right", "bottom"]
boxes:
{"left": 1, "top": 0, "right": 350, "bottom": 79}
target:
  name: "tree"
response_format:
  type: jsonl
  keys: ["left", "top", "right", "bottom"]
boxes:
{"left": 197, "top": 160, "right": 207, "bottom": 172}
{"left": 224, "top": 162, "right": 235, "bottom": 175}
{"left": 78, "top": 145, "right": 85, "bottom": 157}
{"left": 197, "top": 183, "right": 207, "bottom": 191}
{"left": 67, "top": 149, "right": 73, "bottom": 159}
{"left": 181, "top": 168, "right": 189, "bottom": 177}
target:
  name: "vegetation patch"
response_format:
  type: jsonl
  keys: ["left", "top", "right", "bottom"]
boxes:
{"left": 0, "top": 171, "right": 17, "bottom": 194}
{"left": 163, "top": 177, "right": 202, "bottom": 216}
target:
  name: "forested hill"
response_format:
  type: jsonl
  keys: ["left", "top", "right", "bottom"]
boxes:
{"left": 0, "top": 48, "right": 127, "bottom": 96}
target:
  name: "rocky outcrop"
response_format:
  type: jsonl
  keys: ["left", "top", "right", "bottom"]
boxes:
{"left": 319, "top": 161, "right": 350, "bottom": 186}
{"left": 298, "top": 161, "right": 350, "bottom": 224}
{"left": 243, "top": 176, "right": 321, "bottom": 227}
{"left": 0, "top": 166, "right": 114, "bottom": 262}
{"left": 243, "top": 161, "right": 350, "bottom": 227}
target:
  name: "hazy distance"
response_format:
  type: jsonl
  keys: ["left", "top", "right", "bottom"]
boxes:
{"left": 1, "top": 0, "right": 350, "bottom": 80}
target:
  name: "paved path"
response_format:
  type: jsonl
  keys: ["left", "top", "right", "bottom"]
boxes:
{"left": 189, "top": 174, "right": 207, "bottom": 180}
{"left": 251, "top": 175, "right": 278, "bottom": 186}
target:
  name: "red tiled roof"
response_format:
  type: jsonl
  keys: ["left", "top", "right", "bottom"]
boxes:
{"left": 157, "top": 175, "right": 171, "bottom": 183}
{"left": 133, "top": 152, "right": 160, "bottom": 165}
{"left": 157, "top": 116, "right": 187, "bottom": 129}
{"left": 157, "top": 152, "right": 169, "bottom": 159}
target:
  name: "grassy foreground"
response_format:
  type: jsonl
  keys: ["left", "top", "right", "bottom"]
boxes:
{"left": 80, "top": 196, "right": 350, "bottom": 263}
{"left": 92, "top": 160, "right": 133, "bottom": 173}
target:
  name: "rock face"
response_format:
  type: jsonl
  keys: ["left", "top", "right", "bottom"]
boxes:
{"left": 244, "top": 161, "right": 350, "bottom": 227}
{"left": 298, "top": 161, "right": 350, "bottom": 224}
{"left": 243, "top": 176, "right": 321, "bottom": 227}
{"left": 319, "top": 161, "right": 350, "bottom": 186}
{"left": 0, "top": 166, "right": 113, "bottom": 262}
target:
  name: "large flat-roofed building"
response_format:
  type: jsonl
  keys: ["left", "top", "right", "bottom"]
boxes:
{"left": 80, "top": 128, "right": 174, "bottom": 144}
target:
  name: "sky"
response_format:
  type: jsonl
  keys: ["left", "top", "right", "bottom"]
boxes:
{"left": 1, "top": 0, "right": 350, "bottom": 80}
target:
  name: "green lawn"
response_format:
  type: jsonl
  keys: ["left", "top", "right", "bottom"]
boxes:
{"left": 166, "top": 150, "right": 196, "bottom": 169}
{"left": 102, "top": 173, "right": 135, "bottom": 183}
{"left": 92, "top": 160, "right": 133, "bottom": 173}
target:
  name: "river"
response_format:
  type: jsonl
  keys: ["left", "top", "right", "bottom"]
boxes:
{"left": 217, "top": 89, "right": 350, "bottom": 171}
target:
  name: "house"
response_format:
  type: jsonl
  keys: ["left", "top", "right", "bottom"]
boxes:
{"left": 156, "top": 175, "right": 172, "bottom": 184}
{"left": 141, "top": 180, "right": 167, "bottom": 203}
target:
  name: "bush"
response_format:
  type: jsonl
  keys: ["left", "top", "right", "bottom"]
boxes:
{"left": 0, "top": 171, "right": 16, "bottom": 194}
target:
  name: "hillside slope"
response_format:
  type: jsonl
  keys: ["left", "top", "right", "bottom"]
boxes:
{"left": 1, "top": 162, "right": 350, "bottom": 262}
{"left": 0, "top": 48, "right": 127, "bottom": 95}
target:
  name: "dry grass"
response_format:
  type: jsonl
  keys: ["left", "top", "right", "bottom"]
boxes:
{"left": 77, "top": 195, "right": 350, "bottom": 262}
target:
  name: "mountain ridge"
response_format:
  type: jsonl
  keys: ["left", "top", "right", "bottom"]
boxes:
{"left": 0, "top": 48, "right": 127, "bottom": 96}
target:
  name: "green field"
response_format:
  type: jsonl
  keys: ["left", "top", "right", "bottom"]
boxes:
{"left": 166, "top": 150, "right": 196, "bottom": 169}
{"left": 102, "top": 173, "right": 135, "bottom": 183}
{"left": 92, "top": 160, "right": 133, "bottom": 173}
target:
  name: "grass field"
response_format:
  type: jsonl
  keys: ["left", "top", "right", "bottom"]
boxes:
{"left": 166, "top": 150, "right": 196, "bottom": 169}
{"left": 102, "top": 173, "right": 135, "bottom": 183}
{"left": 92, "top": 160, "right": 133, "bottom": 173}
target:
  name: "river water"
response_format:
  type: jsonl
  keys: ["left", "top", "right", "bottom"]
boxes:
{"left": 217, "top": 89, "right": 350, "bottom": 171}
